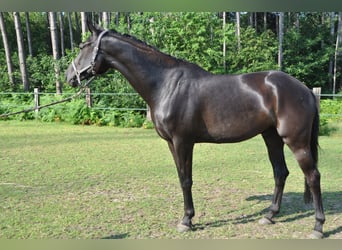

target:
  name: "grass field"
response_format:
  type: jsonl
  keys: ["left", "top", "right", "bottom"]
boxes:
{"left": 0, "top": 121, "right": 341, "bottom": 239}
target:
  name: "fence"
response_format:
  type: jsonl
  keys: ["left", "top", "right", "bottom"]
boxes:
{"left": 0, "top": 88, "right": 147, "bottom": 111}
{"left": 1, "top": 88, "right": 342, "bottom": 120}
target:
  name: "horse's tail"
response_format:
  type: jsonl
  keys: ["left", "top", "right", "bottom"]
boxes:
{"left": 304, "top": 93, "right": 320, "bottom": 204}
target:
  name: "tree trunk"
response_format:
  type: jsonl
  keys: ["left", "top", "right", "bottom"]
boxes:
{"left": 25, "top": 12, "right": 33, "bottom": 57}
{"left": 278, "top": 12, "right": 284, "bottom": 71}
{"left": 223, "top": 12, "right": 226, "bottom": 73}
{"left": 0, "top": 12, "right": 15, "bottom": 88}
{"left": 115, "top": 12, "right": 120, "bottom": 26}
{"left": 263, "top": 12, "right": 267, "bottom": 31}
{"left": 59, "top": 12, "right": 65, "bottom": 57}
{"left": 48, "top": 12, "right": 62, "bottom": 94}
{"left": 13, "top": 12, "right": 29, "bottom": 91}
{"left": 126, "top": 12, "right": 131, "bottom": 31}
{"left": 333, "top": 12, "right": 342, "bottom": 95}
{"left": 249, "top": 12, "right": 253, "bottom": 27}
{"left": 74, "top": 12, "right": 80, "bottom": 35}
{"left": 236, "top": 12, "right": 241, "bottom": 51}
{"left": 102, "top": 12, "right": 110, "bottom": 29}
{"left": 328, "top": 12, "right": 335, "bottom": 91}
{"left": 0, "top": 12, "right": 15, "bottom": 89}
{"left": 67, "top": 12, "right": 74, "bottom": 51}
{"left": 295, "top": 12, "right": 300, "bottom": 31}
{"left": 81, "top": 12, "right": 88, "bottom": 40}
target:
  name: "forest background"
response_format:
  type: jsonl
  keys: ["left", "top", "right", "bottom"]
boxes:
{"left": 0, "top": 12, "right": 341, "bottom": 127}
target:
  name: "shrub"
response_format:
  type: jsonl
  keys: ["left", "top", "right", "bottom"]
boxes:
{"left": 319, "top": 99, "right": 342, "bottom": 135}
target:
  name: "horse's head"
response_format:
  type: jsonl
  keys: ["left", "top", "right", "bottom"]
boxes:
{"left": 65, "top": 20, "right": 110, "bottom": 87}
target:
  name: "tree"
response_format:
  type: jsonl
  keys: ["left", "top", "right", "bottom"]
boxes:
{"left": 67, "top": 12, "right": 75, "bottom": 52}
{"left": 333, "top": 12, "right": 342, "bottom": 95}
{"left": 59, "top": 12, "right": 65, "bottom": 57}
{"left": 48, "top": 12, "right": 62, "bottom": 94}
{"left": 0, "top": 12, "right": 15, "bottom": 89}
{"left": 223, "top": 12, "right": 226, "bottom": 72}
{"left": 236, "top": 12, "right": 241, "bottom": 51}
{"left": 13, "top": 12, "right": 30, "bottom": 91}
{"left": 328, "top": 12, "right": 335, "bottom": 90}
{"left": 102, "top": 12, "right": 110, "bottom": 29}
{"left": 0, "top": 11, "right": 340, "bottom": 94}
{"left": 278, "top": 12, "right": 284, "bottom": 70}
{"left": 81, "top": 12, "right": 87, "bottom": 40}
{"left": 25, "top": 12, "right": 33, "bottom": 57}
{"left": 283, "top": 13, "right": 332, "bottom": 89}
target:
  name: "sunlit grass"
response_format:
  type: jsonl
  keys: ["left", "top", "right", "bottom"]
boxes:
{"left": 0, "top": 121, "right": 341, "bottom": 239}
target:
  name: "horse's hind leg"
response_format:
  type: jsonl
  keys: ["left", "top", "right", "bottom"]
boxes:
{"left": 260, "top": 128, "right": 289, "bottom": 224}
{"left": 287, "top": 142, "right": 325, "bottom": 238}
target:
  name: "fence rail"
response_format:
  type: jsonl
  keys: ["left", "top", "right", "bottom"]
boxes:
{"left": 0, "top": 89, "right": 147, "bottom": 113}
{"left": 1, "top": 88, "right": 342, "bottom": 118}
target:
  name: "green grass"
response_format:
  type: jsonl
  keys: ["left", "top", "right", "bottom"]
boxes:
{"left": 0, "top": 121, "right": 341, "bottom": 239}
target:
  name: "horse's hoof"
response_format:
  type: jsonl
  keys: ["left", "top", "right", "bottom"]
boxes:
{"left": 309, "top": 230, "right": 324, "bottom": 239}
{"left": 176, "top": 222, "right": 191, "bottom": 233}
{"left": 258, "top": 217, "right": 274, "bottom": 225}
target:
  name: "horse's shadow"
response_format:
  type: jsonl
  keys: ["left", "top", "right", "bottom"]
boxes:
{"left": 193, "top": 191, "right": 342, "bottom": 238}
{"left": 102, "top": 233, "right": 129, "bottom": 239}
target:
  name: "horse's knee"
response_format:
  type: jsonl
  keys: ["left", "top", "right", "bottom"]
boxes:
{"left": 273, "top": 167, "right": 289, "bottom": 185}
{"left": 181, "top": 178, "right": 193, "bottom": 189}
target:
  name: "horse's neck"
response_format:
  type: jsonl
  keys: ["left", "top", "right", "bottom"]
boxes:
{"left": 103, "top": 36, "right": 179, "bottom": 106}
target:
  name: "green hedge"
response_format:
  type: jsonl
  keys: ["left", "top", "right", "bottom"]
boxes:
{"left": 319, "top": 99, "right": 342, "bottom": 135}
{"left": 0, "top": 94, "right": 151, "bottom": 128}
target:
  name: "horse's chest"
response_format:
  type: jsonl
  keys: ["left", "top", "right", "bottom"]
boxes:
{"left": 151, "top": 106, "right": 177, "bottom": 141}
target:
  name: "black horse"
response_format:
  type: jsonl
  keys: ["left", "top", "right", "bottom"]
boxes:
{"left": 65, "top": 20, "right": 325, "bottom": 238}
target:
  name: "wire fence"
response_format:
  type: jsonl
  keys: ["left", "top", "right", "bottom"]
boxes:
{"left": 0, "top": 90, "right": 147, "bottom": 113}
{"left": 1, "top": 90, "right": 342, "bottom": 118}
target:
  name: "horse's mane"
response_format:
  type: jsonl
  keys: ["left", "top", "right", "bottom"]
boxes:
{"left": 106, "top": 29, "right": 206, "bottom": 70}
{"left": 107, "top": 29, "right": 179, "bottom": 60}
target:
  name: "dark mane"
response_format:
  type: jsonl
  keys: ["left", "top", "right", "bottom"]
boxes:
{"left": 107, "top": 29, "right": 207, "bottom": 70}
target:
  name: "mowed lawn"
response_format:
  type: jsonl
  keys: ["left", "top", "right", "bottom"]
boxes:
{"left": 0, "top": 121, "right": 341, "bottom": 239}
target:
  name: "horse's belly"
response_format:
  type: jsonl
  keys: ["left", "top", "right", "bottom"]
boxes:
{"left": 199, "top": 111, "right": 273, "bottom": 143}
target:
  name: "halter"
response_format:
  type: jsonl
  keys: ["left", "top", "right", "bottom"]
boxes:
{"left": 71, "top": 29, "right": 109, "bottom": 87}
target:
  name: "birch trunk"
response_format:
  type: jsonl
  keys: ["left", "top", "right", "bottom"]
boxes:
{"left": 81, "top": 12, "right": 88, "bottom": 40}
{"left": 59, "top": 12, "right": 65, "bottom": 57}
{"left": 13, "top": 12, "right": 29, "bottom": 91}
{"left": 333, "top": 12, "right": 342, "bottom": 95}
{"left": 48, "top": 12, "right": 62, "bottom": 94}
{"left": 25, "top": 12, "right": 33, "bottom": 57}
{"left": 0, "top": 12, "right": 15, "bottom": 88}
{"left": 278, "top": 12, "right": 284, "bottom": 71}
{"left": 67, "top": 12, "right": 74, "bottom": 51}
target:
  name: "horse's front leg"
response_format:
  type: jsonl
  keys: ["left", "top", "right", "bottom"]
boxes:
{"left": 167, "top": 140, "right": 195, "bottom": 233}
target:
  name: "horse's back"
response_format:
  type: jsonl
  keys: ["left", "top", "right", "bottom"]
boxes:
{"left": 196, "top": 71, "right": 315, "bottom": 143}
{"left": 153, "top": 69, "right": 316, "bottom": 144}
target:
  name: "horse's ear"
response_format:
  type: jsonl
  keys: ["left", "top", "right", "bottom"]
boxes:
{"left": 87, "top": 18, "right": 99, "bottom": 35}
{"left": 87, "top": 18, "right": 104, "bottom": 37}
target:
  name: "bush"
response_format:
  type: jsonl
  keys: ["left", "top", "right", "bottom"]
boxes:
{"left": 320, "top": 99, "right": 342, "bottom": 122}
{"left": 0, "top": 92, "right": 151, "bottom": 128}
{"left": 319, "top": 99, "right": 342, "bottom": 135}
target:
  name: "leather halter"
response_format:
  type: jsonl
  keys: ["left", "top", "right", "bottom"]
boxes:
{"left": 71, "top": 30, "right": 109, "bottom": 87}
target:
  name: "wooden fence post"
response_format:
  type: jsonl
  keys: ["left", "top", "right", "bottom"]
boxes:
{"left": 312, "top": 87, "right": 321, "bottom": 113}
{"left": 146, "top": 105, "right": 151, "bottom": 121}
{"left": 34, "top": 87, "right": 40, "bottom": 114}
{"left": 85, "top": 87, "right": 92, "bottom": 107}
